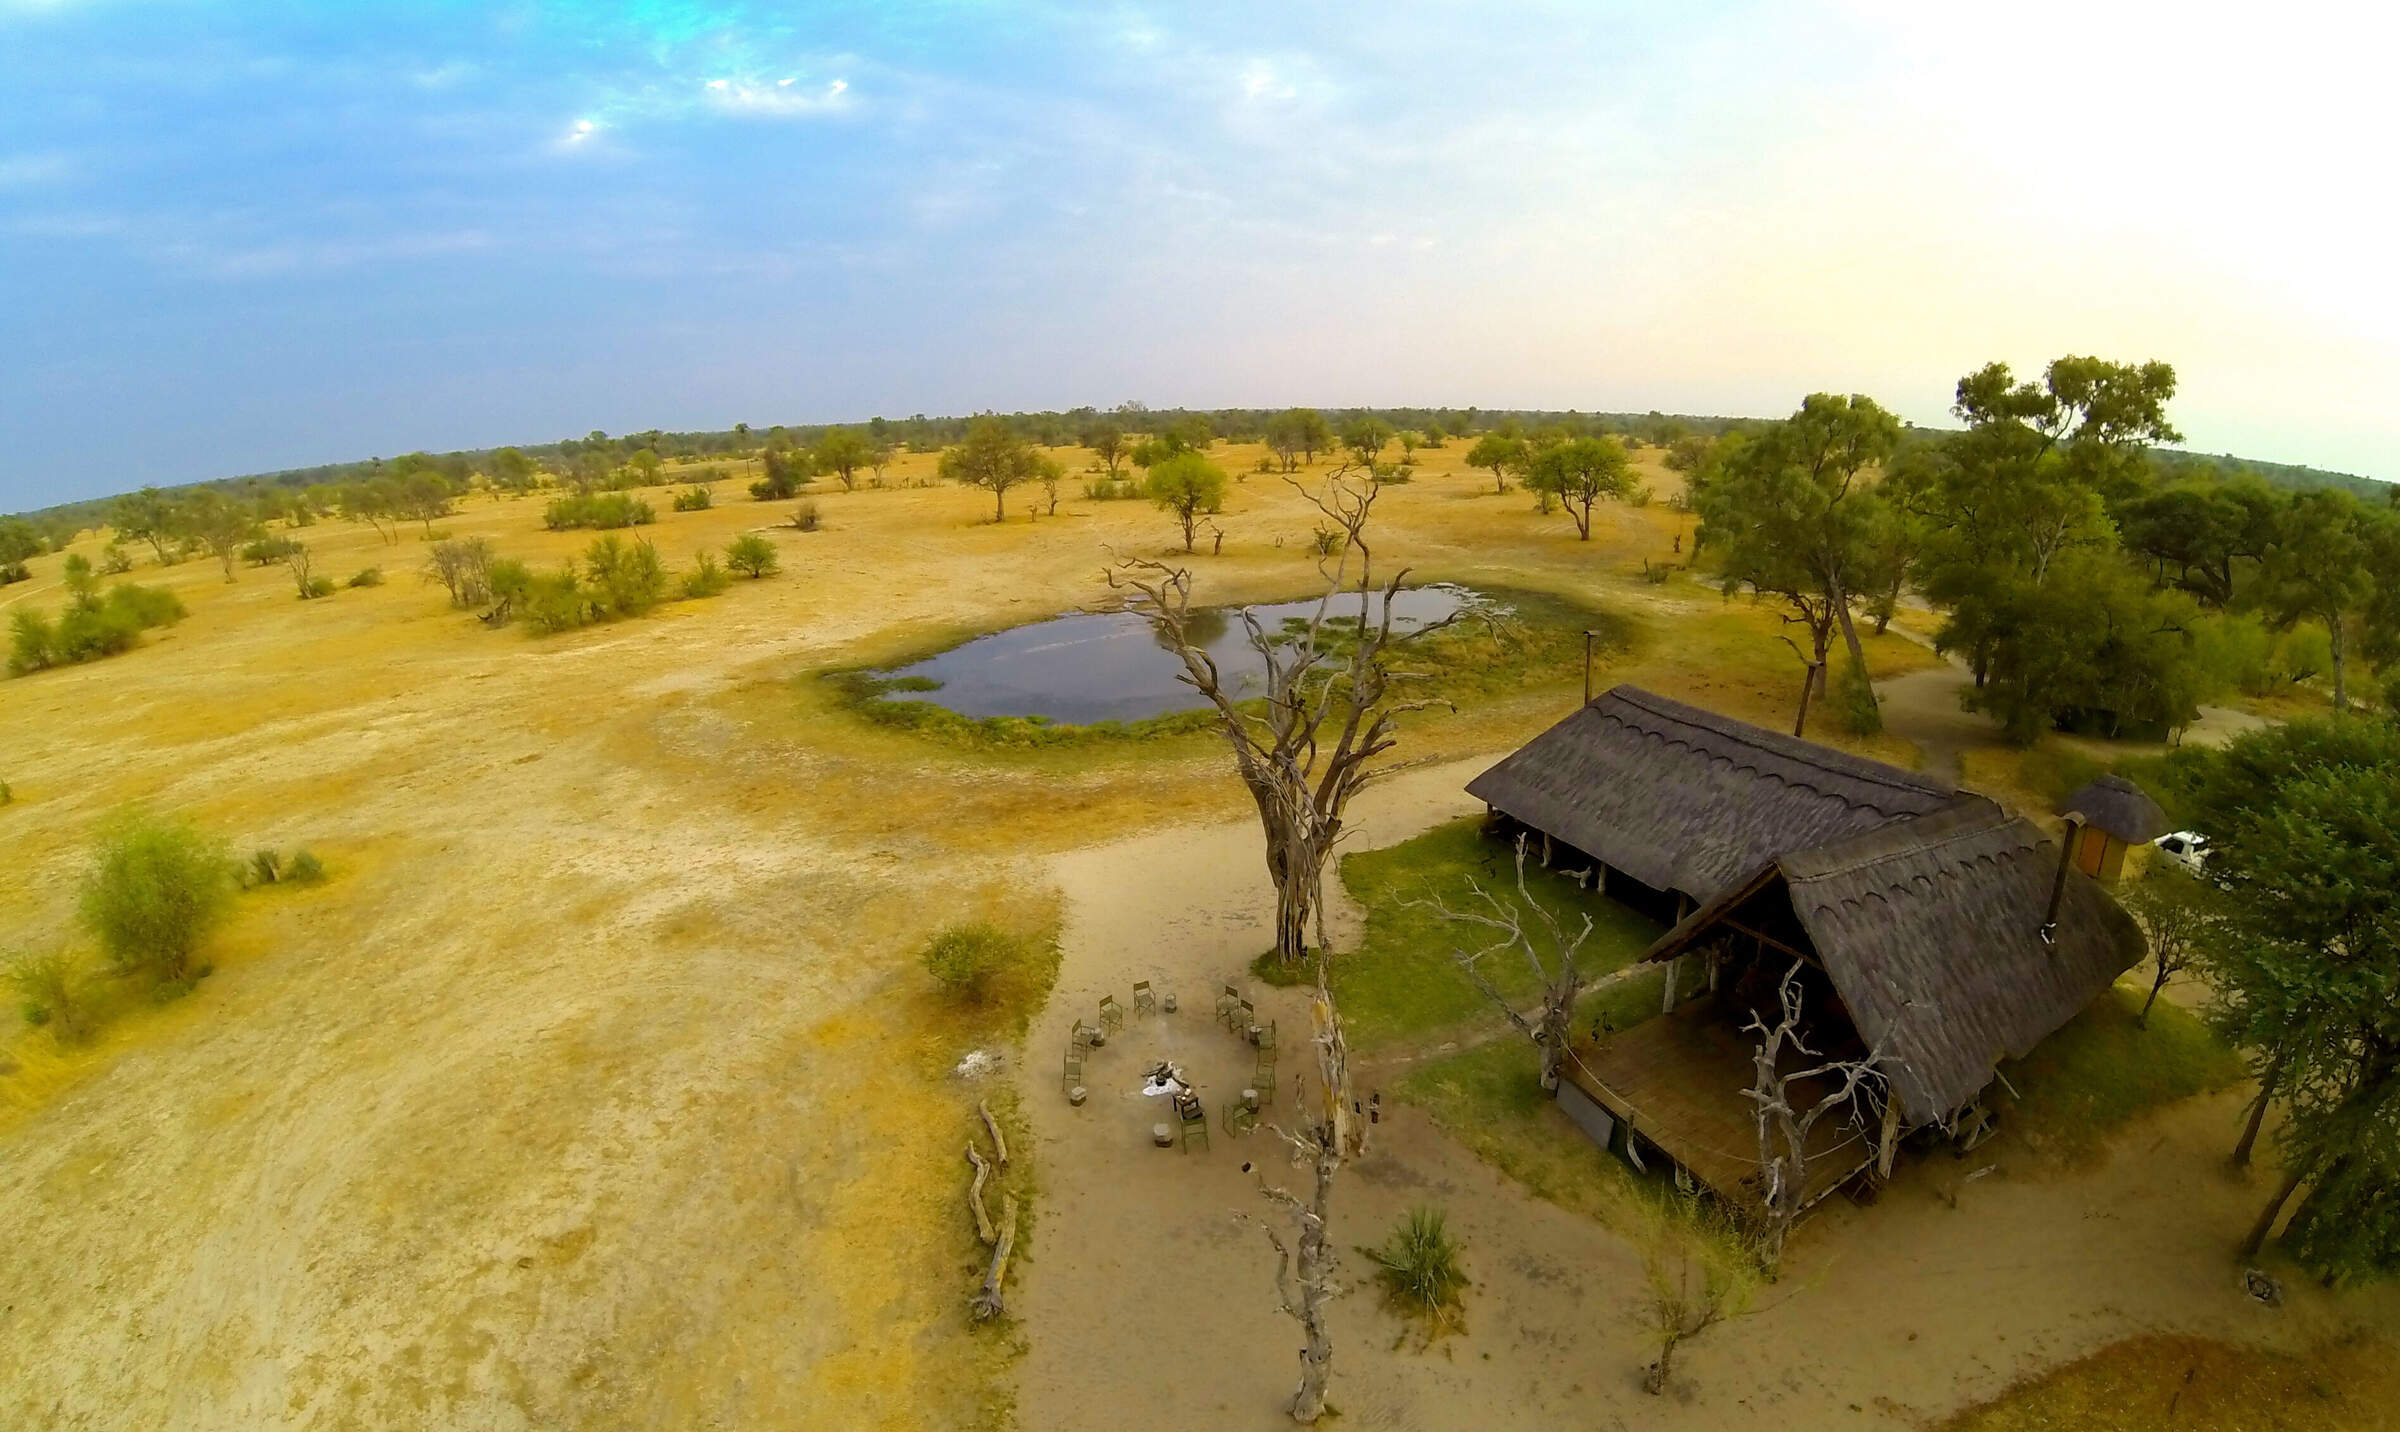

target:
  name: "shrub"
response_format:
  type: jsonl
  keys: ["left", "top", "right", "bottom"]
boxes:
{"left": 1362, "top": 1206, "right": 1467, "bottom": 1338}
{"left": 52, "top": 604, "right": 143, "bottom": 663}
{"left": 249, "top": 848, "right": 281, "bottom": 885}
{"left": 347, "top": 567, "right": 383, "bottom": 588}
{"left": 241, "top": 535, "right": 302, "bottom": 566}
{"left": 301, "top": 576, "right": 335, "bottom": 599}
{"left": 726, "top": 532, "right": 780, "bottom": 579}
{"left": 1309, "top": 524, "right": 1343, "bottom": 557}
{"left": 5, "top": 951, "right": 91, "bottom": 1042}
{"left": 285, "top": 848, "right": 326, "bottom": 884}
{"left": 98, "top": 544, "right": 135, "bottom": 575}
{"left": 423, "top": 536, "right": 496, "bottom": 607}
{"left": 787, "top": 500, "right": 822, "bottom": 532}
{"left": 78, "top": 812, "right": 233, "bottom": 985}
{"left": 9, "top": 609, "right": 58, "bottom": 675}
{"left": 544, "top": 492, "right": 655, "bottom": 531}
{"left": 104, "top": 582, "right": 185, "bottom": 628}
{"left": 672, "top": 485, "right": 715, "bottom": 512}
{"left": 679, "top": 550, "right": 730, "bottom": 599}
{"left": 583, "top": 534, "right": 667, "bottom": 618}
{"left": 920, "top": 922, "right": 1022, "bottom": 1002}
{"left": 519, "top": 565, "right": 594, "bottom": 633}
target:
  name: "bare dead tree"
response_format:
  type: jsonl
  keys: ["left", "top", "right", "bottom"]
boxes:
{"left": 1110, "top": 472, "right": 1461, "bottom": 964}
{"left": 1413, "top": 834, "right": 1595, "bottom": 1092}
{"left": 1741, "top": 960, "right": 1893, "bottom": 1269}
{"left": 1242, "top": 960, "right": 1365, "bottom": 1423}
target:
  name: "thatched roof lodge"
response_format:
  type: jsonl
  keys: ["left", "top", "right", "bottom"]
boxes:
{"left": 1466, "top": 686, "right": 2145, "bottom": 1215}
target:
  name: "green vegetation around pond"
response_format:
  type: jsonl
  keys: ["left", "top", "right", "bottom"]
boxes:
{"left": 1330, "top": 816, "right": 1665, "bottom": 1052}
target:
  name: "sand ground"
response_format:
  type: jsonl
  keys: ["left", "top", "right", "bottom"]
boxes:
{"left": 0, "top": 440, "right": 2374, "bottom": 1428}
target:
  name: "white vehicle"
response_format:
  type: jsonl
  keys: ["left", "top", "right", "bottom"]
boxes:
{"left": 2153, "top": 830, "right": 2211, "bottom": 875}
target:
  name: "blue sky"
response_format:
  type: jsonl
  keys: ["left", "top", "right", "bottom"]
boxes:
{"left": 2, "top": 1, "right": 2394, "bottom": 508}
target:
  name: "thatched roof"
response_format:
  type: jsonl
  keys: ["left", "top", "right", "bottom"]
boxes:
{"left": 1645, "top": 800, "right": 2145, "bottom": 1126}
{"left": 2059, "top": 774, "right": 2169, "bottom": 844}
{"left": 1465, "top": 686, "right": 1965, "bottom": 903}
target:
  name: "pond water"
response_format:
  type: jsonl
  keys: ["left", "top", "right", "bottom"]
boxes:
{"left": 872, "top": 584, "right": 1494, "bottom": 724}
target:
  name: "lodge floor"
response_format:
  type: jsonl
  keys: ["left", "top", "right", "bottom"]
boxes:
{"left": 1561, "top": 998, "right": 1877, "bottom": 1215}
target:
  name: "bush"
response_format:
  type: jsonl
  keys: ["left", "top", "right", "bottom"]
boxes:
{"left": 5, "top": 951, "right": 91, "bottom": 1042}
{"left": 241, "top": 535, "right": 301, "bottom": 566}
{"left": 1362, "top": 1206, "right": 1467, "bottom": 1338}
{"left": 347, "top": 567, "right": 383, "bottom": 588}
{"left": 285, "top": 848, "right": 326, "bottom": 884}
{"left": 1309, "top": 524, "right": 1344, "bottom": 557}
{"left": 78, "top": 812, "right": 233, "bottom": 985}
{"left": 544, "top": 492, "right": 655, "bottom": 531}
{"left": 104, "top": 582, "right": 186, "bottom": 629}
{"left": 423, "top": 536, "right": 496, "bottom": 607}
{"left": 672, "top": 485, "right": 714, "bottom": 512}
{"left": 920, "top": 922, "right": 1022, "bottom": 1002}
{"left": 9, "top": 609, "right": 58, "bottom": 675}
{"left": 679, "top": 550, "right": 730, "bottom": 599}
{"left": 787, "top": 500, "right": 822, "bottom": 532}
{"left": 300, "top": 576, "right": 335, "bottom": 599}
{"left": 726, "top": 532, "right": 780, "bottom": 579}
{"left": 519, "top": 565, "right": 595, "bottom": 633}
{"left": 249, "top": 848, "right": 281, "bottom": 885}
{"left": 98, "top": 544, "right": 134, "bottom": 575}
{"left": 582, "top": 534, "right": 667, "bottom": 618}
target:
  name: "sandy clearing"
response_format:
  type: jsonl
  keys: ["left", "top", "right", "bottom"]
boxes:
{"left": 1017, "top": 771, "right": 2397, "bottom": 1430}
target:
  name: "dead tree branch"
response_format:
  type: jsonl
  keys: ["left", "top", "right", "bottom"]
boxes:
{"left": 1412, "top": 834, "right": 1596, "bottom": 1091}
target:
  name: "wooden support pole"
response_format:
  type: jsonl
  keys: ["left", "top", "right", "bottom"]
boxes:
{"left": 1661, "top": 958, "right": 1680, "bottom": 1014}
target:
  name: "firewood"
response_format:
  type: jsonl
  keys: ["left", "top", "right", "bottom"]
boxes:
{"left": 970, "top": 1194, "right": 1019, "bottom": 1322}
{"left": 965, "top": 1145, "right": 995, "bottom": 1246}
{"left": 978, "top": 1099, "right": 1009, "bottom": 1167}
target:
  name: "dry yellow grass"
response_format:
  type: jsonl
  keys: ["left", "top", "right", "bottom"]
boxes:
{"left": 1, "top": 438, "right": 1935, "bottom": 1428}
{"left": 1942, "top": 1333, "right": 2400, "bottom": 1432}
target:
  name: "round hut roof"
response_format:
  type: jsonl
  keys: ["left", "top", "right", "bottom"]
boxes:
{"left": 2058, "top": 774, "right": 2169, "bottom": 844}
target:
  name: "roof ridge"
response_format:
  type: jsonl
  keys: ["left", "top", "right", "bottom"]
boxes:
{"left": 1781, "top": 799, "right": 2024, "bottom": 883}
{"left": 1603, "top": 686, "right": 1952, "bottom": 799}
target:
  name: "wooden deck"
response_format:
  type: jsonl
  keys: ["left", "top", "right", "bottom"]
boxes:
{"left": 1561, "top": 1000, "right": 1875, "bottom": 1215}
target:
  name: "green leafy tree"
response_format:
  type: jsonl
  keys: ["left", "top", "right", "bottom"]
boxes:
{"left": 920, "top": 922, "right": 1022, "bottom": 1002}
{"left": 939, "top": 418, "right": 1045, "bottom": 521}
{"left": 111, "top": 487, "right": 181, "bottom": 564}
{"left": 1524, "top": 435, "right": 1632, "bottom": 540}
{"left": 0, "top": 517, "right": 42, "bottom": 582}
{"left": 1084, "top": 422, "right": 1128, "bottom": 476}
{"left": 2258, "top": 488, "right": 2375, "bottom": 710}
{"left": 816, "top": 430, "right": 874, "bottom": 491}
{"left": 488, "top": 447, "right": 538, "bottom": 495}
{"left": 2189, "top": 719, "right": 2400, "bottom": 1282}
{"left": 1465, "top": 433, "right": 1527, "bottom": 494}
{"left": 78, "top": 812, "right": 233, "bottom": 985}
{"left": 581, "top": 534, "right": 667, "bottom": 618}
{"left": 181, "top": 489, "right": 260, "bottom": 581}
{"left": 2116, "top": 474, "right": 2282, "bottom": 608}
{"left": 1341, "top": 416, "right": 1394, "bottom": 466}
{"left": 725, "top": 532, "right": 780, "bottom": 578}
{"left": 1144, "top": 452, "right": 1229, "bottom": 553}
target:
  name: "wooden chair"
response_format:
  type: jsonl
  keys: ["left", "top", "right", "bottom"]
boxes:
{"left": 1131, "top": 980, "right": 1156, "bottom": 1015}
{"left": 1098, "top": 994, "right": 1124, "bottom": 1032}
{"left": 1179, "top": 1101, "right": 1210, "bottom": 1153}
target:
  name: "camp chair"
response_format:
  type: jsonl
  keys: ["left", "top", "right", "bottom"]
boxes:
{"left": 1071, "top": 1021, "right": 1097, "bottom": 1059}
{"left": 1222, "top": 1100, "right": 1259, "bottom": 1137}
{"left": 1062, "top": 1045, "right": 1084, "bottom": 1095}
{"left": 1131, "top": 980, "right": 1156, "bottom": 1015}
{"left": 1237, "top": 997, "right": 1257, "bottom": 1039}
{"left": 1254, "top": 1020, "right": 1277, "bottom": 1056}
{"left": 1253, "top": 1052, "right": 1277, "bottom": 1106}
{"left": 1098, "top": 994, "right": 1124, "bottom": 1032}
{"left": 1179, "top": 1102, "right": 1210, "bottom": 1153}
{"left": 1217, "top": 984, "right": 1243, "bottom": 1029}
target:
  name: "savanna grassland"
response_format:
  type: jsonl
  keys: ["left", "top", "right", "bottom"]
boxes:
{"left": 12, "top": 435, "right": 2341, "bottom": 1430}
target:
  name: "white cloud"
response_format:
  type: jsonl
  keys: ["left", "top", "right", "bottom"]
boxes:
{"left": 704, "top": 76, "right": 851, "bottom": 117}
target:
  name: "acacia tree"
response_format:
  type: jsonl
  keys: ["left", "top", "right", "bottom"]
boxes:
{"left": 940, "top": 418, "right": 1044, "bottom": 521}
{"left": 1465, "top": 433, "right": 1526, "bottom": 494}
{"left": 182, "top": 489, "right": 258, "bottom": 581}
{"left": 1418, "top": 835, "right": 1595, "bottom": 1091}
{"left": 2121, "top": 866, "right": 2221, "bottom": 1027}
{"left": 1524, "top": 436, "right": 1632, "bottom": 540}
{"left": 1084, "top": 422, "right": 1128, "bottom": 475}
{"left": 1340, "top": 416, "right": 1393, "bottom": 466}
{"left": 2190, "top": 718, "right": 2400, "bottom": 1280}
{"left": 1144, "top": 451, "right": 1228, "bottom": 552}
{"left": 1244, "top": 960, "right": 1366, "bottom": 1423}
{"left": 111, "top": 487, "right": 181, "bottom": 564}
{"left": 1110, "top": 473, "right": 1460, "bottom": 964}
{"left": 816, "top": 430, "right": 874, "bottom": 492}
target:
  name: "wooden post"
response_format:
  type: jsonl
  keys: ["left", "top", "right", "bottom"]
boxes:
{"left": 1661, "top": 958, "right": 1680, "bottom": 1014}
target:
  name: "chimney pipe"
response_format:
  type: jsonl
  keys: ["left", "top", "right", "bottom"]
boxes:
{"left": 2040, "top": 814, "right": 2083, "bottom": 947}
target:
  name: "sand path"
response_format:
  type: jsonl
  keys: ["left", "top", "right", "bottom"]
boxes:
{"left": 1016, "top": 759, "right": 2394, "bottom": 1430}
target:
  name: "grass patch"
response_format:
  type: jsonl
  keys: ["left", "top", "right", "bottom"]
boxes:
{"left": 1334, "top": 817, "right": 1663, "bottom": 1051}
{"left": 1993, "top": 982, "right": 2245, "bottom": 1166}
{"left": 1396, "top": 1033, "right": 1650, "bottom": 1229}
{"left": 1941, "top": 1332, "right": 2399, "bottom": 1432}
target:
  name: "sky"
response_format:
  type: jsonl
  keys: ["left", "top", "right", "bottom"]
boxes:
{"left": 2, "top": 0, "right": 2395, "bottom": 509}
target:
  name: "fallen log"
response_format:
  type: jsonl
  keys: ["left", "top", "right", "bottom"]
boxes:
{"left": 971, "top": 1194, "right": 1019, "bottom": 1322}
{"left": 978, "top": 1100, "right": 1009, "bottom": 1167}
{"left": 965, "top": 1145, "right": 996, "bottom": 1246}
